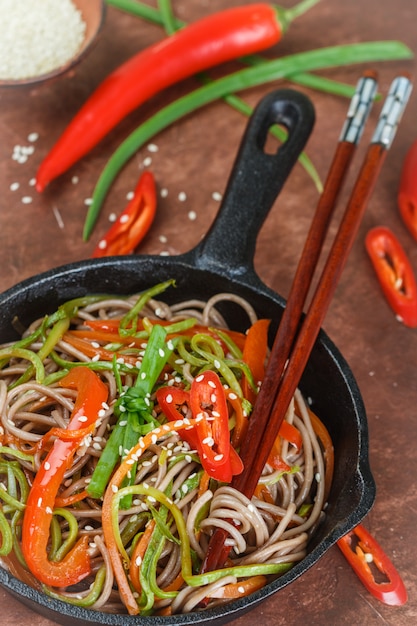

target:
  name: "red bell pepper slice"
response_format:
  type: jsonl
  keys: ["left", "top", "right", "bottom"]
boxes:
{"left": 92, "top": 170, "right": 156, "bottom": 257}
{"left": 337, "top": 523, "right": 407, "bottom": 606}
{"left": 365, "top": 226, "right": 417, "bottom": 328}
{"left": 242, "top": 318, "right": 270, "bottom": 405}
{"left": 398, "top": 138, "right": 417, "bottom": 242}
{"left": 156, "top": 372, "right": 243, "bottom": 482}
{"left": 21, "top": 367, "right": 108, "bottom": 587}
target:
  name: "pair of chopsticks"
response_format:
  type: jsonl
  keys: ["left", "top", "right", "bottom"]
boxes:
{"left": 201, "top": 72, "right": 413, "bottom": 574}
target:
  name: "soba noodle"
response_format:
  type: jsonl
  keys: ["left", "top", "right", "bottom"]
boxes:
{"left": 0, "top": 282, "right": 332, "bottom": 616}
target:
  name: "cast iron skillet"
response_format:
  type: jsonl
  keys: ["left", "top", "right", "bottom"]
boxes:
{"left": 0, "top": 89, "right": 375, "bottom": 625}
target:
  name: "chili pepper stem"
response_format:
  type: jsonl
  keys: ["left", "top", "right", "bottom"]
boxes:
{"left": 276, "top": 0, "right": 322, "bottom": 33}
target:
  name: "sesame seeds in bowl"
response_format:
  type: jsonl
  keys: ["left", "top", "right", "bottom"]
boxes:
{"left": 0, "top": 0, "right": 106, "bottom": 87}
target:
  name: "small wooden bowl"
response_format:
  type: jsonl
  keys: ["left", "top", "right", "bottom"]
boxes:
{"left": 0, "top": 0, "right": 106, "bottom": 87}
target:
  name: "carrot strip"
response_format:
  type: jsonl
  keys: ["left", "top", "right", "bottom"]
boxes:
{"left": 161, "top": 570, "right": 185, "bottom": 593}
{"left": 226, "top": 388, "right": 248, "bottom": 448}
{"left": 54, "top": 490, "right": 89, "bottom": 508}
{"left": 197, "top": 470, "right": 211, "bottom": 499}
{"left": 62, "top": 332, "right": 139, "bottom": 365}
{"left": 208, "top": 574, "right": 267, "bottom": 598}
{"left": 254, "top": 484, "right": 275, "bottom": 504}
{"left": 129, "top": 519, "right": 156, "bottom": 593}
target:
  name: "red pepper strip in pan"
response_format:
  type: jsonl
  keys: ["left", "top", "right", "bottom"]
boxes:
{"left": 398, "top": 138, "right": 417, "bottom": 242}
{"left": 21, "top": 367, "right": 108, "bottom": 587}
{"left": 92, "top": 171, "right": 157, "bottom": 257}
{"left": 156, "top": 374, "right": 243, "bottom": 482}
{"left": 337, "top": 523, "right": 407, "bottom": 606}
{"left": 242, "top": 318, "right": 270, "bottom": 405}
{"left": 365, "top": 226, "right": 417, "bottom": 328}
{"left": 35, "top": 1, "right": 319, "bottom": 190}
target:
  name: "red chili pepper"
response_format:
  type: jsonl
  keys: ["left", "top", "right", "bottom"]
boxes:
{"left": 365, "top": 226, "right": 417, "bottom": 328}
{"left": 35, "top": 1, "right": 318, "bottom": 190}
{"left": 92, "top": 171, "right": 156, "bottom": 257}
{"left": 398, "top": 138, "right": 417, "bottom": 241}
{"left": 337, "top": 523, "right": 407, "bottom": 606}
{"left": 21, "top": 367, "right": 108, "bottom": 587}
{"left": 156, "top": 372, "right": 243, "bottom": 482}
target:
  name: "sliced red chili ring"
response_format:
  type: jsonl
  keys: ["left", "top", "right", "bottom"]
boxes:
{"left": 337, "top": 523, "right": 407, "bottom": 606}
{"left": 365, "top": 226, "right": 417, "bottom": 328}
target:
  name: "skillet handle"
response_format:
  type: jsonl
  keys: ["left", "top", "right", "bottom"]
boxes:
{"left": 185, "top": 89, "right": 315, "bottom": 278}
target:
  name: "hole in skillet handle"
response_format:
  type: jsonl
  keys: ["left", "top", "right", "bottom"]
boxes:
{"left": 184, "top": 88, "right": 315, "bottom": 281}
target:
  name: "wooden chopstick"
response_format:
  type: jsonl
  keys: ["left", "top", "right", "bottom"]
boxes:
{"left": 201, "top": 73, "right": 412, "bottom": 574}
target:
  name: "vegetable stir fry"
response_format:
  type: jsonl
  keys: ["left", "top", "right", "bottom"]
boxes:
{"left": 0, "top": 282, "right": 333, "bottom": 616}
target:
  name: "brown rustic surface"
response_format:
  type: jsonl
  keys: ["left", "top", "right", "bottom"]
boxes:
{"left": 1, "top": 1, "right": 416, "bottom": 625}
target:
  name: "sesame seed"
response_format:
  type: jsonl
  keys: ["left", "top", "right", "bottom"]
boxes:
{"left": 160, "top": 188, "right": 168, "bottom": 198}
{"left": 238, "top": 586, "right": 245, "bottom": 594}
{"left": 52, "top": 205, "right": 65, "bottom": 229}
{"left": 143, "top": 156, "right": 152, "bottom": 167}
{"left": 29, "top": 177, "right": 36, "bottom": 186}
{"left": 21, "top": 196, "right": 32, "bottom": 204}
{"left": 111, "top": 484, "right": 118, "bottom": 493}
{"left": 196, "top": 374, "right": 204, "bottom": 382}
{"left": 178, "top": 192, "right": 187, "bottom": 202}
{"left": 44, "top": 461, "right": 51, "bottom": 470}
{"left": 214, "top": 454, "right": 223, "bottom": 461}
{"left": 28, "top": 132, "right": 39, "bottom": 142}
{"left": 10, "top": 182, "right": 19, "bottom": 191}
{"left": 92, "top": 354, "right": 100, "bottom": 362}
{"left": 212, "top": 191, "right": 222, "bottom": 202}
{"left": 78, "top": 415, "right": 88, "bottom": 422}
{"left": 147, "top": 143, "right": 159, "bottom": 152}
{"left": 135, "top": 556, "right": 142, "bottom": 567}
{"left": 188, "top": 210, "right": 197, "bottom": 221}
{"left": 37, "top": 497, "right": 42, "bottom": 507}
{"left": 84, "top": 198, "right": 93, "bottom": 206}
{"left": 120, "top": 214, "right": 129, "bottom": 224}
{"left": 71, "top": 175, "right": 79, "bottom": 184}
{"left": 46, "top": 506, "right": 53, "bottom": 515}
